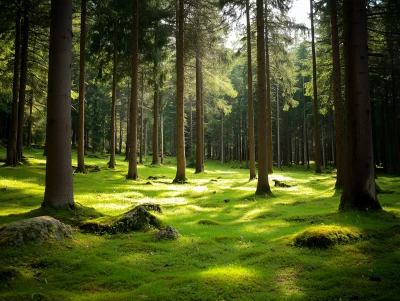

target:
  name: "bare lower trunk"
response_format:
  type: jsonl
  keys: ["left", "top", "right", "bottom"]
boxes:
{"left": 195, "top": 53, "right": 204, "bottom": 173}
{"left": 127, "top": 0, "right": 138, "bottom": 180}
{"left": 256, "top": 0, "right": 271, "bottom": 195}
{"left": 139, "top": 71, "right": 144, "bottom": 164}
{"left": 108, "top": 35, "right": 117, "bottom": 169}
{"left": 152, "top": 61, "right": 160, "bottom": 165}
{"left": 160, "top": 114, "right": 164, "bottom": 164}
{"left": 277, "top": 84, "right": 281, "bottom": 170}
{"left": 42, "top": 0, "right": 74, "bottom": 208}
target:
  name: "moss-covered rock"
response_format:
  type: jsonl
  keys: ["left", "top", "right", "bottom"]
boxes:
{"left": 293, "top": 225, "right": 363, "bottom": 249}
{"left": 0, "top": 216, "right": 72, "bottom": 247}
{"left": 154, "top": 226, "right": 179, "bottom": 240}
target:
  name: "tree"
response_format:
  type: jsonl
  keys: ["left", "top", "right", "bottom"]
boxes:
{"left": 256, "top": 0, "right": 271, "bottom": 195}
{"left": 339, "top": 0, "right": 381, "bottom": 211}
{"left": 127, "top": 0, "right": 139, "bottom": 180}
{"left": 6, "top": 6, "right": 21, "bottom": 167}
{"left": 173, "top": 0, "right": 186, "bottom": 183}
{"left": 42, "top": 0, "right": 74, "bottom": 208}
{"left": 77, "top": 0, "right": 87, "bottom": 173}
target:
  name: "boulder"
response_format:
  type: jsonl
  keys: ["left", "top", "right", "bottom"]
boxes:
{"left": 154, "top": 226, "right": 179, "bottom": 240}
{"left": 0, "top": 216, "right": 72, "bottom": 247}
{"left": 118, "top": 205, "right": 162, "bottom": 231}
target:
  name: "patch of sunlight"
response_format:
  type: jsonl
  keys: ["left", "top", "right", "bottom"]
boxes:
{"left": 186, "top": 205, "right": 216, "bottom": 212}
{"left": 241, "top": 209, "right": 264, "bottom": 221}
{"left": 234, "top": 204, "right": 251, "bottom": 209}
{"left": 241, "top": 223, "right": 275, "bottom": 234}
{"left": 232, "top": 186, "right": 255, "bottom": 191}
{"left": 192, "top": 186, "right": 208, "bottom": 193}
{"left": 214, "top": 170, "right": 237, "bottom": 175}
{"left": 135, "top": 196, "right": 188, "bottom": 206}
{"left": 201, "top": 266, "right": 258, "bottom": 282}
{"left": 274, "top": 267, "right": 304, "bottom": 297}
{"left": 269, "top": 175, "right": 294, "bottom": 181}
{"left": 92, "top": 202, "right": 133, "bottom": 212}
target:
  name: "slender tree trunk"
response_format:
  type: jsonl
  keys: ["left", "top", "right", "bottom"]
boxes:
{"left": 303, "top": 100, "right": 308, "bottom": 170}
{"left": 221, "top": 112, "right": 224, "bottom": 163}
{"left": 264, "top": 3, "right": 273, "bottom": 174}
{"left": 246, "top": 0, "right": 256, "bottom": 179}
{"left": 152, "top": 61, "right": 160, "bottom": 165}
{"left": 127, "top": 0, "right": 138, "bottom": 179}
{"left": 145, "top": 120, "right": 148, "bottom": 162}
{"left": 6, "top": 7, "right": 21, "bottom": 167}
{"left": 26, "top": 90, "right": 33, "bottom": 147}
{"left": 16, "top": 6, "right": 29, "bottom": 162}
{"left": 42, "top": 0, "right": 74, "bottom": 208}
{"left": 76, "top": 0, "right": 86, "bottom": 173}
{"left": 277, "top": 84, "right": 281, "bottom": 170}
{"left": 310, "top": 0, "right": 321, "bottom": 173}
{"left": 119, "top": 105, "right": 123, "bottom": 153}
{"left": 173, "top": 0, "right": 186, "bottom": 183}
{"left": 339, "top": 0, "right": 381, "bottom": 211}
{"left": 330, "top": 0, "right": 345, "bottom": 187}
{"left": 256, "top": 0, "right": 271, "bottom": 195}
{"left": 195, "top": 52, "right": 204, "bottom": 173}
{"left": 108, "top": 33, "right": 117, "bottom": 169}
{"left": 139, "top": 71, "right": 144, "bottom": 164}
{"left": 160, "top": 113, "right": 164, "bottom": 164}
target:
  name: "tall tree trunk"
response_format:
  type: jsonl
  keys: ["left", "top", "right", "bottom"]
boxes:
{"left": 256, "top": 0, "right": 271, "bottom": 195}
{"left": 264, "top": 3, "right": 273, "bottom": 174}
{"left": 173, "top": 0, "right": 186, "bottom": 183}
{"left": 330, "top": 0, "right": 345, "bottom": 187}
{"left": 42, "top": 0, "right": 74, "bottom": 208}
{"left": 119, "top": 105, "right": 123, "bottom": 153}
{"left": 152, "top": 61, "right": 160, "bottom": 165}
{"left": 76, "top": 0, "right": 86, "bottom": 173}
{"left": 26, "top": 90, "right": 33, "bottom": 147}
{"left": 195, "top": 52, "right": 204, "bottom": 173}
{"left": 127, "top": 0, "right": 138, "bottom": 180}
{"left": 303, "top": 100, "right": 308, "bottom": 170}
{"left": 139, "top": 71, "right": 144, "bottom": 164}
{"left": 221, "top": 112, "right": 224, "bottom": 163}
{"left": 339, "top": 0, "right": 381, "bottom": 211}
{"left": 310, "top": 0, "right": 321, "bottom": 173}
{"left": 108, "top": 33, "right": 117, "bottom": 169}
{"left": 246, "top": 0, "right": 256, "bottom": 179}
{"left": 16, "top": 5, "right": 29, "bottom": 162}
{"left": 160, "top": 113, "right": 164, "bottom": 164}
{"left": 277, "top": 84, "right": 281, "bottom": 170}
{"left": 6, "top": 7, "right": 21, "bottom": 167}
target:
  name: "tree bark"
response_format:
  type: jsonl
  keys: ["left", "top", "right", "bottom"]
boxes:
{"left": 6, "top": 6, "right": 21, "bottom": 167}
{"left": 173, "top": 0, "right": 186, "bottom": 183}
{"left": 16, "top": 5, "right": 29, "bottom": 163}
{"left": 26, "top": 90, "right": 33, "bottom": 147}
{"left": 339, "top": 0, "right": 381, "bottom": 211}
{"left": 195, "top": 52, "right": 204, "bottom": 173}
{"left": 127, "top": 0, "right": 138, "bottom": 180}
{"left": 277, "top": 84, "right": 281, "bottom": 170}
{"left": 42, "top": 0, "right": 74, "bottom": 208}
{"left": 152, "top": 61, "right": 160, "bottom": 165}
{"left": 246, "top": 0, "right": 256, "bottom": 179}
{"left": 139, "top": 71, "right": 144, "bottom": 164}
{"left": 221, "top": 111, "right": 224, "bottom": 163}
{"left": 310, "top": 0, "right": 321, "bottom": 173}
{"left": 256, "top": 0, "right": 271, "bottom": 195}
{"left": 108, "top": 32, "right": 117, "bottom": 169}
{"left": 76, "top": 0, "right": 86, "bottom": 173}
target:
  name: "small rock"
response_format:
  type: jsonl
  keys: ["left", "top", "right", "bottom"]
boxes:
{"left": 224, "top": 199, "right": 230, "bottom": 203}
{"left": 154, "top": 226, "right": 179, "bottom": 240}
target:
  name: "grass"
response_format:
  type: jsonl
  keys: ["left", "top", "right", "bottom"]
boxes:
{"left": 0, "top": 147, "right": 400, "bottom": 300}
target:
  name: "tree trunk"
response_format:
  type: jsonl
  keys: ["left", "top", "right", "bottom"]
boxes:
{"left": 6, "top": 7, "right": 21, "bottom": 167}
{"left": 42, "top": 0, "right": 74, "bottom": 208}
{"left": 330, "top": 0, "right": 345, "bottom": 188}
{"left": 108, "top": 33, "right": 117, "bottom": 169}
{"left": 160, "top": 113, "right": 164, "bottom": 164}
{"left": 246, "top": 0, "right": 256, "bottom": 179}
{"left": 221, "top": 111, "right": 224, "bottom": 163}
{"left": 76, "top": 0, "right": 86, "bottom": 173}
{"left": 16, "top": 5, "right": 29, "bottom": 163}
{"left": 310, "top": 0, "right": 321, "bottom": 173}
{"left": 127, "top": 0, "right": 138, "bottom": 180}
{"left": 256, "top": 0, "right": 271, "bottom": 195}
{"left": 139, "top": 71, "right": 144, "bottom": 164}
{"left": 195, "top": 52, "right": 204, "bottom": 173}
{"left": 264, "top": 3, "right": 273, "bottom": 174}
{"left": 339, "top": 0, "right": 381, "bottom": 211}
{"left": 152, "top": 61, "right": 160, "bottom": 165}
{"left": 173, "top": 0, "right": 186, "bottom": 183}
{"left": 303, "top": 99, "right": 308, "bottom": 170}
{"left": 26, "top": 90, "right": 33, "bottom": 147}
{"left": 277, "top": 84, "right": 281, "bottom": 170}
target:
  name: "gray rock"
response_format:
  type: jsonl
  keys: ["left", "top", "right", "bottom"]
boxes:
{"left": 118, "top": 205, "right": 161, "bottom": 231}
{"left": 0, "top": 216, "right": 72, "bottom": 247}
{"left": 154, "top": 226, "right": 179, "bottom": 240}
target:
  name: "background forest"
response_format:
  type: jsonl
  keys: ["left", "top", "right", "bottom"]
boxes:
{"left": 0, "top": 0, "right": 400, "bottom": 300}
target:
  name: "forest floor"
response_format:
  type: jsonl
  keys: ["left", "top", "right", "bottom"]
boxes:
{"left": 0, "top": 148, "right": 400, "bottom": 301}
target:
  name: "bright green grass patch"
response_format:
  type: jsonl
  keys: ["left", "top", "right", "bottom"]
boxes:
{"left": 1, "top": 149, "right": 400, "bottom": 300}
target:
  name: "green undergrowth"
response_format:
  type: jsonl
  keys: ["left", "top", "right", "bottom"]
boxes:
{"left": 0, "top": 149, "right": 400, "bottom": 300}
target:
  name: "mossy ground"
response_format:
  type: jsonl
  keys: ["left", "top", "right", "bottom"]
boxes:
{"left": 1, "top": 148, "right": 400, "bottom": 300}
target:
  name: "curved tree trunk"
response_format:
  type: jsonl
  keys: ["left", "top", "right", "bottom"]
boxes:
{"left": 330, "top": 0, "right": 345, "bottom": 188}
{"left": 108, "top": 33, "right": 117, "bottom": 169}
{"left": 310, "top": 0, "right": 321, "bottom": 173}
{"left": 16, "top": 6, "right": 29, "bottom": 163}
{"left": 152, "top": 61, "right": 160, "bottom": 165}
{"left": 42, "top": 0, "right": 74, "bottom": 208}
{"left": 6, "top": 7, "right": 21, "bottom": 167}
{"left": 173, "top": 0, "right": 186, "bottom": 183}
{"left": 76, "top": 0, "right": 86, "bottom": 173}
{"left": 246, "top": 0, "right": 256, "bottom": 180}
{"left": 339, "top": 0, "right": 381, "bottom": 211}
{"left": 256, "top": 0, "right": 271, "bottom": 195}
{"left": 127, "top": 0, "right": 138, "bottom": 180}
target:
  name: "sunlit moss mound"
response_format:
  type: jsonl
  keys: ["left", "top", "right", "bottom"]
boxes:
{"left": 293, "top": 225, "right": 363, "bottom": 249}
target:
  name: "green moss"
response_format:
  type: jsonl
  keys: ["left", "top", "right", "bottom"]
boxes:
{"left": 293, "top": 225, "right": 365, "bottom": 249}
{"left": 197, "top": 219, "right": 220, "bottom": 225}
